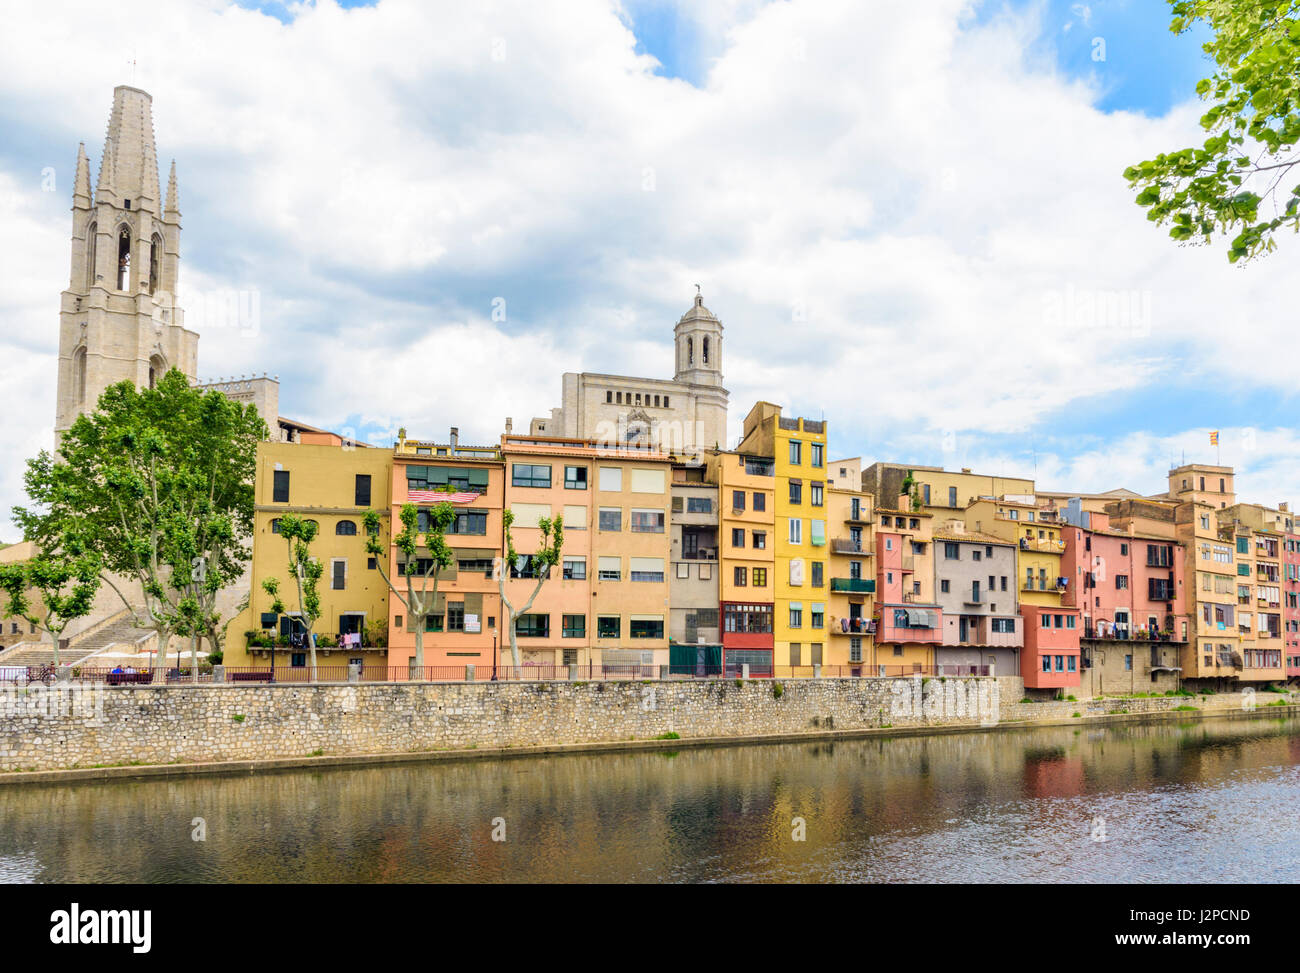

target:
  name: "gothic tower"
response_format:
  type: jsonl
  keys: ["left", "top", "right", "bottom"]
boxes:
{"left": 673, "top": 287, "right": 724, "bottom": 388}
{"left": 55, "top": 85, "right": 197, "bottom": 440}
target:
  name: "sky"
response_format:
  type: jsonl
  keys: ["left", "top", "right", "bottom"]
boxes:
{"left": 0, "top": 0, "right": 1293, "bottom": 542}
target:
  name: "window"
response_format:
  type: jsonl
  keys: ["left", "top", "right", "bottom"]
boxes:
{"left": 850, "top": 561, "right": 862, "bottom": 580}
{"left": 630, "top": 617, "right": 664, "bottom": 639}
{"left": 354, "top": 474, "right": 371, "bottom": 506}
{"left": 810, "top": 562, "right": 822, "bottom": 587}
{"left": 811, "top": 482, "right": 824, "bottom": 507}
{"left": 630, "top": 469, "right": 666, "bottom": 493}
{"left": 446, "top": 603, "right": 465, "bottom": 632}
{"left": 270, "top": 518, "right": 282, "bottom": 534}
{"left": 331, "top": 559, "right": 346, "bottom": 590}
{"left": 439, "top": 511, "right": 487, "bottom": 535}
{"left": 811, "top": 444, "right": 823, "bottom": 467}
{"left": 336, "top": 520, "right": 358, "bottom": 536}
{"left": 732, "top": 490, "right": 746, "bottom": 511}
{"left": 515, "top": 614, "right": 550, "bottom": 638}
{"left": 789, "top": 519, "right": 802, "bottom": 544}
{"left": 630, "top": 509, "right": 665, "bottom": 532}
{"left": 972, "top": 549, "right": 981, "bottom": 562}
{"left": 734, "top": 566, "right": 747, "bottom": 587}
{"left": 563, "top": 557, "right": 586, "bottom": 580}
{"left": 991, "top": 618, "right": 1015, "bottom": 633}
{"left": 1124, "top": 654, "right": 1133, "bottom": 671}
{"left": 512, "top": 464, "right": 551, "bottom": 488}
{"left": 597, "top": 616, "right": 620, "bottom": 639}
{"left": 1116, "top": 575, "right": 1129, "bottom": 590}
{"left": 273, "top": 470, "right": 290, "bottom": 503}
{"left": 686, "top": 497, "right": 711, "bottom": 513}
{"left": 944, "top": 542, "right": 959, "bottom": 560}
{"left": 789, "top": 480, "right": 802, "bottom": 504}
{"left": 752, "top": 567, "right": 767, "bottom": 587}
{"left": 597, "top": 556, "right": 621, "bottom": 581}
{"left": 598, "top": 508, "right": 621, "bottom": 531}
{"left": 564, "top": 466, "right": 588, "bottom": 490}
{"left": 789, "top": 440, "right": 802, "bottom": 465}
{"left": 1041, "top": 656, "right": 1051, "bottom": 673}
{"left": 676, "top": 562, "right": 690, "bottom": 579}
{"left": 940, "top": 579, "right": 950, "bottom": 593}
{"left": 368, "top": 557, "right": 377, "bottom": 570}
{"left": 850, "top": 637, "right": 862, "bottom": 662}
{"left": 753, "top": 492, "right": 766, "bottom": 511}
{"left": 811, "top": 604, "right": 824, "bottom": 628}
{"left": 562, "top": 615, "right": 585, "bottom": 638}
{"left": 752, "top": 531, "right": 767, "bottom": 549}
{"left": 732, "top": 528, "right": 745, "bottom": 548}
{"left": 1001, "top": 576, "right": 1007, "bottom": 591}
{"left": 789, "top": 605, "right": 803, "bottom": 628}
{"left": 630, "top": 557, "right": 665, "bottom": 582}
{"left": 948, "top": 486, "right": 958, "bottom": 507}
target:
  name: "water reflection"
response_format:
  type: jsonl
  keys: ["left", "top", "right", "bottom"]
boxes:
{"left": 1, "top": 714, "right": 1297, "bottom": 883}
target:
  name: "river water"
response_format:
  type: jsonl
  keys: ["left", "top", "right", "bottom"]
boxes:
{"left": 2, "top": 713, "right": 1298, "bottom": 883}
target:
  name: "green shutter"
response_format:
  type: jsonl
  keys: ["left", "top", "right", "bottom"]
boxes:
{"left": 468, "top": 468, "right": 489, "bottom": 487}
{"left": 428, "top": 467, "right": 449, "bottom": 485}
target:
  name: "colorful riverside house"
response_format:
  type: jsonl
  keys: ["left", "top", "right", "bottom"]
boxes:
{"left": 825, "top": 458, "right": 875, "bottom": 670}
{"left": 930, "top": 524, "right": 1021, "bottom": 676}
{"left": 227, "top": 438, "right": 394, "bottom": 672}
{"left": 706, "top": 447, "right": 776, "bottom": 675}
{"left": 1059, "top": 504, "right": 1186, "bottom": 696}
{"left": 735, "top": 402, "right": 829, "bottom": 669}
{"left": 873, "top": 504, "right": 941, "bottom": 673}
{"left": 1217, "top": 502, "right": 1291, "bottom": 685}
{"left": 861, "top": 462, "right": 1035, "bottom": 519}
{"left": 500, "top": 434, "right": 673, "bottom": 669}
{"left": 964, "top": 497, "right": 1079, "bottom": 688}
{"left": 1286, "top": 513, "right": 1300, "bottom": 680}
{"left": 668, "top": 462, "right": 721, "bottom": 668}
{"left": 386, "top": 429, "right": 504, "bottom": 672}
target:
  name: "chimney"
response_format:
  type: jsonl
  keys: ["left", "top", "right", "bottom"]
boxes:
{"left": 505, "top": 417, "right": 513, "bottom": 435}
{"left": 450, "top": 426, "right": 459, "bottom": 449}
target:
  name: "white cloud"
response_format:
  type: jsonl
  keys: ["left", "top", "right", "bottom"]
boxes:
{"left": 0, "top": 0, "right": 1293, "bottom": 539}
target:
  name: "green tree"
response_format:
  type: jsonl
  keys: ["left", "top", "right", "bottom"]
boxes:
{"left": 495, "top": 509, "right": 563, "bottom": 668}
{"left": 14, "top": 370, "right": 265, "bottom": 673}
{"left": 261, "top": 514, "right": 324, "bottom": 673}
{"left": 1125, "top": 1, "right": 1300, "bottom": 262}
{"left": 363, "top": 501, "right": 453, "bottom": 673}
{"left": 0, "top": 537, "right": 101, "bottom": 666}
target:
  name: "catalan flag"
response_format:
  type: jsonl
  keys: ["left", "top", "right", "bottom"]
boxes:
{"left": 1210, "top": 431, "right": 1219, "bottom": 446}
{"left": 407, "top": 490, "right": 479, "bottom": 504}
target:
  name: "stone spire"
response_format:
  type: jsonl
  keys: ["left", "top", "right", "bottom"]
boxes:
{"left": 95, "top": 135, "right": 116, "bottom": 200}
{"left": 97, "top": 85, "right": 163, "bottom": 213}
{"left": 164, "top": 159, "right": 180, "bottom": 219}
{"left": 73, "top": 142, "right": 92, "bottom": 209}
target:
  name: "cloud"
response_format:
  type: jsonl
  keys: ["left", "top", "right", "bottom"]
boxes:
{"left": 0, "top": 0, "right": 1292, "bottom": 541}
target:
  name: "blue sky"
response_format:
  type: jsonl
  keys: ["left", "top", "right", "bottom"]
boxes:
{"left": 1, "top": 0, "right": 1296, "bottom": 540}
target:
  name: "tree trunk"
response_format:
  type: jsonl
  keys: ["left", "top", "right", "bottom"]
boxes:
{"left": 191, "top": 633, "right": 199, "bottom": 684}
{"left": 413, "top": 625, "right": 424, "bottom": 679}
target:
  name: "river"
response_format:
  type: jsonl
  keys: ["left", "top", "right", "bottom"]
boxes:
{"left": 2, "top": 713, "right": 1298, "bottom": 882}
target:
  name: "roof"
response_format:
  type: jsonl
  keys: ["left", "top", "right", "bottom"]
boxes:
{"left": 932, "top": 528, "right": 1015, "bottom": 546}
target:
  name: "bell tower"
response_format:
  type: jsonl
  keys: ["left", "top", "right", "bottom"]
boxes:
{"left": 673, "top": 286, "right": 723, "bottom": 388}
{"left": 55, "top": 85, "right": 197, "bottom": 440}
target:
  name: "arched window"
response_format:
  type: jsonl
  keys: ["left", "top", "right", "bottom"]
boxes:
{"left": 149, "top": 234, "right": 162, "bottom": 295}
{"left": 148, "top": 354, "right": 166, "bottom": 390}
{"left": 687, "top": 337, "right": 693, "bottom": 366}
{"left": 271, "top": 518, "right": 282, "bottom": 534}
{"left": 336, "top": 520, "right": 358, "bottom": 536}
{"left": 702, "top": 337, "right": 710, "bottom": 364}
{"left": 86, "top": 223, "right": 97, "bottom": 289}
{"left": 72, "top": 347, "right": 87, "bottom": 405}
{"left": 116, "top": 226, "right": 131, "bottom": 291}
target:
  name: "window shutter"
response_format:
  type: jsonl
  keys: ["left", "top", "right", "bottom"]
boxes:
{"left": 468, "top": 468, "right": 490, "bottom": 487}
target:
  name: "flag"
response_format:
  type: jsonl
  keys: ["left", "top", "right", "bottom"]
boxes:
{"left": 1210, "top": 431, "right": 1219, "bottom": 446}
{"left": 407, "top": 490, "right": 479, "bottom": 504}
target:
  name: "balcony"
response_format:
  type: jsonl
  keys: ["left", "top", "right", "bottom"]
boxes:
{"left": 832, "top": 538, "right": 870, "bottom": 555}
{"left": 1019, "top": 537, "right": 1064, "bottom": 554}
{"left": 830, "top": 577, "right": 876, "bottom": 594}
{"left": 963, "top": 594, "right": 983, "bottom": 606}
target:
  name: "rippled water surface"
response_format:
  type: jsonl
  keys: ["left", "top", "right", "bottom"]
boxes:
{"left": 2, "top": 714, "right": 1299, "bottom": 882}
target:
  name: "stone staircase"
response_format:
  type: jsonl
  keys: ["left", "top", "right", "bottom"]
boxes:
{"left": 0, "top": 617, "right": 157, "bottom": 668}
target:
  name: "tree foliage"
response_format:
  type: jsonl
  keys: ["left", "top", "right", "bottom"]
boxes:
{"left": 262, "top": 513, "right": 324, "bottom": 671}
{"left": 0, "top": 536, "right": 101, "bottom": 666}
{"left": 13, "top": 369, "right": 265, "bottom": 668}
{"left": 1125, "top": 1, "right": 1300, "bottom": 262}
{"left": 496, "top": 509, "right": 564, "bottom": 669}
{"left": 364, "top": 501, "right": 453, "bottom": 672}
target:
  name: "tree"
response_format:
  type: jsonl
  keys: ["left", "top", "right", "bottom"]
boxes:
{"left": 1124, "top": 1, "right": 1300, "bottom": 262}
{"left": 363, "top": 501, "right": 453, "bottom": 673}
{"left": 14, "top": 370, "right": 265, "bottom": 673}
{"left": 0, "top": 536, "right": 101, "bottom": 666}
{"left": 261, "top": 514, "right": 324, "bottom": 673}
{"left": 495, "top": 509, "right": 564, "bottom": 668}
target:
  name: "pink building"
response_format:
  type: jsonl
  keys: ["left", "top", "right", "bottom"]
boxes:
{"left": 1286, "top": 529, "right": 1300, "bottom": 679}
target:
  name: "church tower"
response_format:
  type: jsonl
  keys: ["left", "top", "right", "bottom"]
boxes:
{"left": 673, "top": 287, "right": 724, "bottom": 388}
{"left": 55, "top": 85, "right": 197, "bottom": 440}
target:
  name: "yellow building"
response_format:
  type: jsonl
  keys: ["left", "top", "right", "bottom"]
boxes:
{"left": 736, "top": 402, "right": 829, "bottom": 668}
{"left": 965, "top": 498, "right": 1067, "bottom": 607}
{"left": 862, "top": 462, "right": 1035, "bottom": 517}
{"left": 707, "top": 447, "right": 777, "bottom": 674}
{"left": 1218, "top": 503, "right": 1288, "bottom": 684}
{"left": 226, "top": 440, "right": 394, "bottom": 672}
{"left": 825, "top": 458, "right": 875, "bottom": 669}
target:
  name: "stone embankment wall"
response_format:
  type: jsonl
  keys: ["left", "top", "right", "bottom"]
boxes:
{"left": 0, "top": 675, "right": 1293, "bottom": 773}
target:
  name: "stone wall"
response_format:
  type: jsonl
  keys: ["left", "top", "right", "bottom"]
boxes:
{"left": 0, "top": 674, "right": 1292, "bottom": 774}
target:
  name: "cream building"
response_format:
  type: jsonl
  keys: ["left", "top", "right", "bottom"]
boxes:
{"left": 530, "top": 289, "right": 729, "bottom": 459}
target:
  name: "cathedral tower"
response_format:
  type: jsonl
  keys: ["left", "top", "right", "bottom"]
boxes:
{"left": 55, "top": 85, "right": 197, "bottom": 440}
{"left": 673, "top": 287, "right": 724, "bottom": 388}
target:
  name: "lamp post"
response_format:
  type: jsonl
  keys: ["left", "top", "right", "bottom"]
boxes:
{"left": 492, "top": 632, "right": 499, "bottom": 681}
